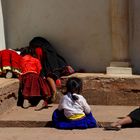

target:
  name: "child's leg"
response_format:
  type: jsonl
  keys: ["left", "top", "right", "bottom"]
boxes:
{"left": 21, "top": 73, "right": 40, "bottom": 109}
{"left": 34, "top": 76, "right": 51, "bottom": 111}
{"left": 35, "top": 76, "right": 51, "bottom": 111}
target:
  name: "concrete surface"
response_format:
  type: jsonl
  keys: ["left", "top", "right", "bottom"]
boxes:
{"left": 0, "top": 104, "right": 137, "bottom": 122}
{"left": 0, "top": 104, "right": 139, "bottom": 140}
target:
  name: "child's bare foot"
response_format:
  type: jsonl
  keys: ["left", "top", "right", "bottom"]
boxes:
{"left": 23, "top": 99, "right": 31, "bottom": 109}
{"left": 35, "top": 100, "right": 46, "bottom": 111}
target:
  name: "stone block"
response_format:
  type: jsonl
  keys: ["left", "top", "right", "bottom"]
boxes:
{"left": 56, "top": 73, "right": 140, "bottom": 105}
{"left": 0, "top": 78, "right": 19, "bottom": 114}
{"left": 106, "top": 67, "right": 132, "bottom": 75}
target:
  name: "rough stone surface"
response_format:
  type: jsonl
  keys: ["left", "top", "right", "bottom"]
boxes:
{"left": 1, "top": 73, "right": 140, "bottom": 114}
{"left": 0, "top": 78, "right": 19, "bottom": 115}
{"left": 57, "top": 73, "right": 140, "bottom": 105}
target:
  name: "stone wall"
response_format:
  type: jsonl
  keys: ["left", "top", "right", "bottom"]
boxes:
{"left": 1, "top": 0, "right": 111, "bottom": 73}
{"left": 57, "top": 73, "right": 140, "bottom": 105}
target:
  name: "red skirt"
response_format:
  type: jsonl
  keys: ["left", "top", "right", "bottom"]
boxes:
{"left": 20, "top": 72, "right": 51, "bottom": 98}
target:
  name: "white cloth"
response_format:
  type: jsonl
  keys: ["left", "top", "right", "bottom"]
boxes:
{"left": 8, "top": 48, "right": 21, "bottom": 55}
{"left": 58, "top": 92, "right": 91, "bottom": 118}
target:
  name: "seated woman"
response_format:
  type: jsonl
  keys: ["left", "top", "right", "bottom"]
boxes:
{"left": 19, "top": 47, "right": 51, "bottom": 111}
{"left": 52, "top": 77, "right": 97, "bottom": 129}
{"left": 0, "top": 49, "right": 22, "bottom": 78}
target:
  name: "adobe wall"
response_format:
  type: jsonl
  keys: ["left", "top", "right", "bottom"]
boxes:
{"left": 1, "top": 0, "right": 111, "bottom": 73}
{"left": 1, "top": 0, "right": 140, "bottom": 74}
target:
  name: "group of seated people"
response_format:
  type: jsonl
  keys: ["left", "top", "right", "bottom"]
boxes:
{"left": 0, "top": 36, "right": 140, "bottom": 130}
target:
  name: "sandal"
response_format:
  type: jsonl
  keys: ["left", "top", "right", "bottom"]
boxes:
{"left": 104, "top": 124, "right": 121, "bottom": 131}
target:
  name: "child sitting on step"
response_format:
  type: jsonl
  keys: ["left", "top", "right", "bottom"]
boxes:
{"left": 52, "top": 77, "right": 97, "bottom": 129}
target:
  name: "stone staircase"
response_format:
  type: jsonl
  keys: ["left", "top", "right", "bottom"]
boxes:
{"left": 0, "top": 74, "right": 140, "bottom": 140}
{"left": 1, "top": 73, "right": 140, "bottom": 115}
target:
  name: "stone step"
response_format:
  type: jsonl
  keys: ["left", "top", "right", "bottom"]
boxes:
{"left": 0, "top": 104, "right": 137, "bottom": 127}
{"left": 1, "top": 72, "right": 140, "bottom": 115}
{"left": 0, "top": 105, "right": 139, "bottom": 140}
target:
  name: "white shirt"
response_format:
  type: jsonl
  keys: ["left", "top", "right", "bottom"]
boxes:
{"left": 58, "top": 92, "right": 91, "bottom": 118}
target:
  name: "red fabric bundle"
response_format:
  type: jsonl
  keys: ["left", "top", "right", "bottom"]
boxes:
{"left": 0, "top": 49, "right": 22, "bottom": 75}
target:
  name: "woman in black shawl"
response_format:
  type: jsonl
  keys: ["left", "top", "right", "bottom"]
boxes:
{"left": 29, "top": 37, "right": 74, "bottom": 102}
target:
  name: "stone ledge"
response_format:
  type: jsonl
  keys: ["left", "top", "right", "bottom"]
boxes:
{"left": 1, "top": 73, "right": 140, "bottom": 110}
{"left": 56, "top": 73, "right": 140, "bottom": 105}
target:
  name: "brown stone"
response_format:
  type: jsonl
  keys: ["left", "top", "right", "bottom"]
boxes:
{"left": 0, "top": 78, "right": 19, "bottom": 114}
{"left": 57, "top": 73, "right": 140, "bottom": 105}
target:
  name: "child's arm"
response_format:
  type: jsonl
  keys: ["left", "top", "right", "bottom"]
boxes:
{"left": 81, "top": 96, "right": 91, "bottom": 114}
{"left": 57, "top": 95, "right": 68, "bottom": 111}
{"left": 36, "top": 59, "right": 42, "bottom": 74}
{"left": 58, "top": 97, "right": 64, "bottom": 111}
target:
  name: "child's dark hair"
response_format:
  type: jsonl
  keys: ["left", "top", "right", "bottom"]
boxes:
{"left": 66, "top": 77, "right": 82, "bottom": 101}
{"left": 20, "top": 46, "right": 37, "bottom": 58}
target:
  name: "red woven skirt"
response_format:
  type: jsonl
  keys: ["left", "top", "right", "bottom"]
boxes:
{"left": 20, "top": 72, "right": 51, "bottom": 98}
